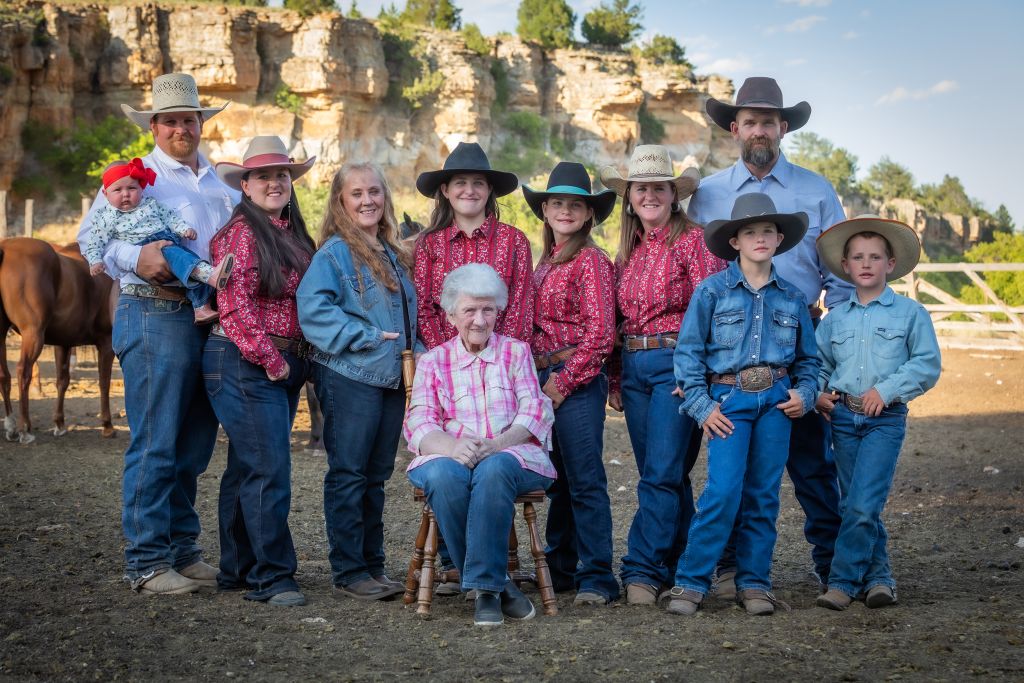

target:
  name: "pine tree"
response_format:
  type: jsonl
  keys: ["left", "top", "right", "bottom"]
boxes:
{"left": 581, "top": 0, "right": 643, "bottom": 47}
{"left": 516, "top": 0, "right": 576, "bottom": 50}
{"left": 347, "top": 0, "right": 362, "bottom": 18}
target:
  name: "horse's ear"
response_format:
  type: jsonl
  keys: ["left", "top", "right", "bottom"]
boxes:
{"left": 403, "top": 212, "right": 412, "bottom": 224}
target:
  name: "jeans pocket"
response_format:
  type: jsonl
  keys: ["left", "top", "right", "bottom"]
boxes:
{"left": 203, "top": 347, "right": 224, "bottom": 398}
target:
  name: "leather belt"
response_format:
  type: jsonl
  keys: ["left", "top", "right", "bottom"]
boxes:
{"left": 534, "top": 346, "right": 576, "bottom": 370}
{"left": 623, "top": 333, "right": 677, "bottom": 351}
{"left": 837, "top": 392, "right": 902, "bottom": 415}
{"left": 121, "top": 283, "right": 188, "bottom": 302}
{"left": 711, "top": 366, "right": 788, "bottom": 392}
{"left": 210, "top": 324, "right": 310, "bottom": 358}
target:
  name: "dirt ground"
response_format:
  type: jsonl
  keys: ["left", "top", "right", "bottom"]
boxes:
{"left": 1, "top": 341, "right": 1022, "bottom": 682}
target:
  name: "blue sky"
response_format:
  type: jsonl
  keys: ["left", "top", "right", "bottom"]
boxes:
{"left": 349, "top": 0, "right": 1022, "bottom": 227}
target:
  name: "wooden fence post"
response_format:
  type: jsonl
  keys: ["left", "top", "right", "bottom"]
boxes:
{"left": 24, "top": 198, "right": 34, "bottom": 237}
{"left": 81, "top": 196, "right": 91, "bottom": 220}
{"left": 0, "top": 190, "right": 7, "bottom": 238}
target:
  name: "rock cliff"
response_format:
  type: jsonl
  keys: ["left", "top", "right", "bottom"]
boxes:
{"left": 0, "top": 1, "right": 737, "bottom": 199}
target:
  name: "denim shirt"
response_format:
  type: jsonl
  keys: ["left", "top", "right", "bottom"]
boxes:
{"left": 674, "top": 260, "right": 820, "bottom": 425}
{"left": 816, "top": 286, "right": 941, "bottom": 405}
{"left": 687, "top": 154, "right": 854, "bottom": 308}
{"left": 297, "top": 235, "right": 422, "bottom": 389}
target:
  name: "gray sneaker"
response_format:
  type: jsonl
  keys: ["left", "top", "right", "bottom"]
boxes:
{"left": 474, "top": 592, "right": 503, "bottom": 626}
{"left": 267, "top": 590, "right": 307, "bottom": 607}
{"left": 500, "top": 582, "right": 536, "bottom": 620}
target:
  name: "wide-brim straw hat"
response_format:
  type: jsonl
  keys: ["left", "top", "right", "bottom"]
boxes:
{"left": 816, "top": 215, "right": 922, "bottom": 284}
{"left": 214, "top": 136, "right": 316, "bottom": 191}
{"left": 705, "top": 76, "right": 811, "bottom": 132}
{"left": 121, "top": 73, "right": 228, "bottom": 128}
{"left": 416, "top": 142, "right": 519, "bottom": 198}
{"left": 522, "top": 161, "right": 618, "bottom": 225}
{"left": 704, "top": 192, "right": 808, "bottom": 261}
{"left": 598, "top": 145, "right": 700, "bottom": 199}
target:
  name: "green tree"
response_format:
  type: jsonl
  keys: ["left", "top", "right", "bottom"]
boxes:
{"left": 962, "top": 232, "right": 1024, "bottom": 306}
{"left": 581, "top": 0, "right": 643, "bottom": 48}
{"left": 787, "top": 131, "right": 858, "bottom": 195}
{"left": 402, "top": 0, "right": 461, "bottom": 29}
{"left": 516, "top": 0, "right": 576, "bottom": 50}
{"left": 994, "top": 204, "right": 1015, "bottom": 233}
{"left": 860, "top": 156, "right": 917, "bottom": 201}
{"left": 347, "top": 0, "right": 362, "bottom": 17}
{"left": 634, "top": 34, "right": 692, "bottom": 68}
{"left": 918, "top": 174, "right": 972, "bottom": 216}
{"left": 461, "top": 23, "right": 490, "bottom": 55}
{"left": 283, "top": 0, "right": 336, "bottom": 16}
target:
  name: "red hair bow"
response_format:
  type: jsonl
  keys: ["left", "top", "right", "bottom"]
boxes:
{"left": 102, "top": 158, "right": 158, "bottom": 190}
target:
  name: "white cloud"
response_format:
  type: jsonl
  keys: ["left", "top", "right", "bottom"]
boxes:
{"left": 764, "top": 15, "right": 825, "bottom": 35}
{"left": 702, "top": 56, "right": 754, "bottom": 74}
{"left": 843, "top": 31, "right": 859, "bottom": 40}
{"left": 780, "top": 0, "right": 831, "bottom": 6}
{"left": 875, "top": 80, "right": 960, "bottom": 105}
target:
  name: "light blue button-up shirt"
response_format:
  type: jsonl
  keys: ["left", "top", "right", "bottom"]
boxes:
{"left": 674, "top": 260, "right": 820, "bottom": 426}
{"left": 687, "top": 153, "right": 853, "bottom": 309}
{"left": 815, "top": 286, "right": 941, "bottom": 405}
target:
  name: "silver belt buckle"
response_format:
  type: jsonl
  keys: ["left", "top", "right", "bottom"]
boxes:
{"left": 737, "top": 366, "right": 773, "bottom": 392}
{"left": 845, "top": 394, "right": 866, "bottom": 414}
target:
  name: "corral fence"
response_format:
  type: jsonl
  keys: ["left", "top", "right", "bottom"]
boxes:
{"left": 890, "top": 263, "right": 1024, "bottom": 351}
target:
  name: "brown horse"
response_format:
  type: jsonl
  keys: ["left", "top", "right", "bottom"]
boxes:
{"left": 0, "top": 237, "right": 115, "bottom": 443}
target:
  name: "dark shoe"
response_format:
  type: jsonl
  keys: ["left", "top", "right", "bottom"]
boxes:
{"left": 474, "top": 592, "right": 503, "bottom": 626}
{"left": 372, "top": 574, "right": 405, "bottom": 597}
{"left": 334, "top": 577, "right": 393, "bottom": 601}
{"left": 865, "top": 585, "right": 897, "bottom": 608}
{"left": 665, "top": 587, "right": 703, "bottom": 616}
{"left": 268, "top": 590, "right": 307, "bottom": 607}
{"left": 500, "top": 582, "right": 536, "bottom": 620}
{"left": 816, "top": 588, "right": 852, "bottom": 611}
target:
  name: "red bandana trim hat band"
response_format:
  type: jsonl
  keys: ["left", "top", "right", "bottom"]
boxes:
{"left": 102, "top": 158, "right": 158, "bottom": 190}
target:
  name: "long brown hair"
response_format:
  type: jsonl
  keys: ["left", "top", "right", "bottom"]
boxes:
{"left": 422, "top": 176, "right": 501, "bottom": 236}
{"left": 318, "top": 162, "right": 412, "bottom": 291}
{"left": 616, "top": 181, "right": 695, "bottom": 264}
{"left": 540, "top": 211, "right": 597, "bottom": 265}
{"left": 215, "top": 186, "right": 315, "bottom": 298}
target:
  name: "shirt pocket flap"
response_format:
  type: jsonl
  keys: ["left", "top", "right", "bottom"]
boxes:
{"left": 874, "top": 327, "right": 906, "bottom": 341}
{"left": 772, "top": 310, "right": 799, "bottom": 328}
{"left": 831, "top": 329, "right": 855, "bottom": 344}
{"left": 713, "top": 311, "right": 744, "bottom": 326}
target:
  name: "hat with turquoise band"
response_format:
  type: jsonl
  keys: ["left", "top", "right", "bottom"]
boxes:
{"left": 522, "top": 161, "right": 618, "bottom": 224}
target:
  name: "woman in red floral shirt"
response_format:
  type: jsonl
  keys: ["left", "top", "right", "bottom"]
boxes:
{"left": 525, "top": 162, "right": 620, "bottom": 606}
{"left": 600, "top": 145, "right": 727, "bottom": 606}
{"left": 206, "top": 136, "right": 316, "bottom": 607}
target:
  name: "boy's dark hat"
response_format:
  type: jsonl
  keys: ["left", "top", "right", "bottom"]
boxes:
{"left": 522, "top": 161, "right": 618, "bottom": 225}
{"left": 705, "top": 77, "right": 812, "bottom": 132}
{"left": 704, "top": 192, "right": 808, "bottom": 261}
{"left": 415, "top": 142, "right": 519, "bottom": 198}
{"left": 816, "top": 215, "right": 922, "bottom": 284}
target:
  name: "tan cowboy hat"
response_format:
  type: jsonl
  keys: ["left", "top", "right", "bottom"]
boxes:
{"left": 705, "top": 77, "right": 811, "bottom": 132}
{"left": 704, "top": 193, "right": 808, "bottom": 261}
{"left": 121, "top": 73, "right": 229, "bottom": 129}
{"left": 816, "top": 215, "right": 922, "bottom": 284}
{"left": 214, "top": 136, "right": 316, "bottom": 190}
{"left": 599, "top": 145, "right": 700, "bottom": 198}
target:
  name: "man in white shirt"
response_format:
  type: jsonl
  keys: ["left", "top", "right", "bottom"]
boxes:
{"left": 78, "top": 73, "right": 240, "bottom": 595}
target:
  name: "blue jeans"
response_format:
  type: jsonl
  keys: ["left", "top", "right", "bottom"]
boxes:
{"left": 138, "top": 229, "right": 213, "bottom": 310}
{"left": 619, "top": 346, "right": 703, "bottom": 588}
{"left": 113, "top": 294, "right": 219, "bottom": 585}
{"left": 720, "top": 320, "right": 840, "bottom": 583}
{"left": 408, "top": 454, "right": 554, "bottom": 592}
{"left": 539, "top": 364, "right": 619, "bottom": 601}
{"left": 674, "top": 378, "right": 793, "bottom": 595}
{"left": 314, "top": 363, "right": 405, "bottom": 586}
{"left": 203, "top": 336, "right": 309, "bottom": 600}
{"left": 827, "top": 402, "right": 908, "bottom": 597}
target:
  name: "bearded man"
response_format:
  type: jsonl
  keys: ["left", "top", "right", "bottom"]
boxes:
{"left": 78, "top": 73, "right": 239, "bottom": 595}
{"left": 686, "top": 77, "right": 850, "bottom": 597}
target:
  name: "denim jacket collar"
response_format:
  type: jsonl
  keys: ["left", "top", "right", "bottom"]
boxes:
{"left": 729, "top": 151, "right": 793, "bottom": 191}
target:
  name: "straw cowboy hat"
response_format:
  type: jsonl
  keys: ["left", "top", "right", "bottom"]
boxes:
{"left": 816, "top": 215, "right": 922, "bottom": 284}
{"left": 416, "top": 142, "right": 520, "bottom": 198}
{"left": 522, "top": 161, "right": 618, "bottom": 225}
{"left": 214, "top": 136, "right": 316, "bottom": 191}
{"left": 705, "top": 76, "right": 811, "bottom": 132}
{"left": 703, "top": 192, "right": 808, "bottom": 261}
{"left": 121, "top": 73, "right": 229, "bottom": 129}
{"left": 599, "top": 145, "right": 700, "bottom": 198}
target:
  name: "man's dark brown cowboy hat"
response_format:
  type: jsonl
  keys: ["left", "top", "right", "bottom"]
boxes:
{"left": 706, "top": 77, "right": 812, "bottom": 132}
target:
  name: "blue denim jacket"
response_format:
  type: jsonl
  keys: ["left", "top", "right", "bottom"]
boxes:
{"left": 816, "top": 286, "right": 941, "bottom": 405}
{"left": 297, "top": 235, "right": 422, "bottom": 389}
{"left": 674, "top": 260, "right": 820, "bottom": 425}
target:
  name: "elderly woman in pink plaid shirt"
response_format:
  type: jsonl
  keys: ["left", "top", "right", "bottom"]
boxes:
{"left": 404, "top": 263, "right": 555, "bottom": 627}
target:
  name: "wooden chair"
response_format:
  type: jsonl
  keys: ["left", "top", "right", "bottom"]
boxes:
{"left": 403, "top": 487, "right": 558, "bottom": 617}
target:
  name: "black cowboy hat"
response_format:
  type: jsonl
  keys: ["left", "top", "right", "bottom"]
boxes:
{"left": 704, "top": 192, "right": 808, "bottom": 261}
{"left": 705, "top": 77, "right": 812, "bottom": 132}
{"left": 522, "top": 161, "right": 618, "bottom": 225}
{"left": 415, "top": 142, "right": 520, "bottom": 198}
